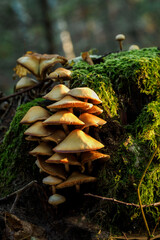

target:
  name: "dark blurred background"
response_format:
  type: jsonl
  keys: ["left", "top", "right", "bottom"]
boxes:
{"left": 0, "top": 0, "right": 159, "bottom": 94}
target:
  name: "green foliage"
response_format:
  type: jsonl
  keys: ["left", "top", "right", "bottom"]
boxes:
{"left": 0, "top": 98, "right": 45, "bottom": 196}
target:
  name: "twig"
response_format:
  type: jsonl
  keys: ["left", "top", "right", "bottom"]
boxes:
{"left": 137, "top": 143, "right": 160, "bottom": 240}
{"left": 0, "top": 180, "right": 37, "bottom": 213}
{"left": 84, "top": 193, "right": 160, "bottom": 208}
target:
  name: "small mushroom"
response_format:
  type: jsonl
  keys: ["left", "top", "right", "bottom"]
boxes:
{"left": 84, "top": 105, "right": 103, "bottom": 115}
{"left": 67, "top": 87, "right": 102, "bottom": 104}
{"left": 41, "top": 129, "right": 66, "bottom": 144}
{"left": 42, "top": 175, "right": 63, "bottom": 194}
{"left": 15, "top": 77, "right": 38, "bottom": 91}
{"left": 43, "top": 84, "right": 70, "bottom": 102}
{"left": 24, "top": 121, "right": 54, "bottom": 137}
{"left": 53, "top": 129, "right": 104, "bottom": 153}
{"left": 128, "top": 45, "right": 140, "bottom": 51}
{"left": 48, "top": 194, "right": 66, "bottom": 206}
{"left": 47, "top": 68, "right": 72, "bottom": 85}
{"left": 56, "top": 171, "right": 97, "bottom": 192}
{"left": 115, "top": 34, "right": 125, "bottom": 51}
{"left": 29, "top": 142, "right": 53, "bottom": 156}
{"left": 20, "top": 106, "right": 50, "bottom": 124}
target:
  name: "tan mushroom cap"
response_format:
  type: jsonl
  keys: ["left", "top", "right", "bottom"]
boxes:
{"left": 42, "top": 175, "right": 63, "bottom": 185}
{"left": 43, "top": 110, "right": 85, "bottom": 126}
{"left": 47, "top": 68, "right": 72, "bottom": 80}
{"left": 37, "top": 156, "right": 66, "bottom": 180}
{"left": 56, "top": 171, "right": 96, "bottom": 190}
{"left": 79, "top": 113, "right": 106, "bottom": 129}
{"left": 42, "top": 129, "right": 66, "bottom": 144}
{"left": 20, "top": 106, "right": 50, "bottom": 124}
{"left": 29, "top": 142, "right": 53, "bottom": 156}
{"left": 129, "top": 45, "right": 140, "bottom": 50}
{"left": 85, "top": 105, "right": 103, "bottom": 115}
{"left": 81, "top": 151, "right": 110, "bottom": 165}
{"left": 46, "top": 152, "right": 81, "bottom": 166}
{"left": 48, "top": 194, "right": 66, "bottom": 206}
{"left": 15, "top": 77, "right": 38, "bottom": 90}
{"left": 67, "top": 87, "right": 102, "bottom": 104}
{"left": 43, "top": 84, "right": 70, "bottom": 101}
{"left": 115, "top": 34, "right": 125, "bottom": 41}
{"left": 47, "top": 95, "right": 93, "bottom": 110}
{"left": 24, "top": 121, "right": 53, "bottom": 137}
{"left": 25, "top": 135, "right": 41, "bottom": 141}
{"left": 53, "top": 129, "right": 104, "bottom": 153}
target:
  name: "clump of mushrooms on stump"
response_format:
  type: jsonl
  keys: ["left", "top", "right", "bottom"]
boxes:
{"left": 20, "top": 83, "right": 110, "bottom": 206}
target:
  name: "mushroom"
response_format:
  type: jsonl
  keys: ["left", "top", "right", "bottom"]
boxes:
{"left": 129, "top": 45, "right": 140, "bottom": 51}
{"left": 42, "top": 175, "right": 63, "bottom": 194}
{"left": 43, "top": 110, "right": 85, "bottom": 134}
{"left": 15, "top": 77, "right": 38, "bottom": 91}
{"left": 56, "top": 171, "right": 97, "bottom": 192}
{"left": 43, "top": 84, "right": 70, "bottom": 102}
{"left": 115, "top": 34, "right": 125, "bottom": 51}
{"left": 46, "top": 152, "right": 81, "bottom": 172}
{"left": 53, "top": 129, "right": 104, "bottom": 153}
{"left": 47, "top": 68, "right": 72, "bottom": 85}
{"left": 25, "top": 135, "right": 41, "bottom": 142}
{"left": 29, "top": 142, "right": 53, "bottom": 156}
{"left": 48, "top": 194, "right": 66, "bottom": 206}
{"left": 81, "top": 151, "right": 110, "bottom": 173}
{"left": 67, "top": 87, "right": 102, "bottom": 104}
{"left": 37, "top": 156, "right": 66, "bottom": 180}
{"left": 79, "top": 113, "right": 106, "bottom": 133}
{"left": 47, "top": 96, "right": 93, "bottom": 113}
{"left": 24, "top": 121, "right": 54, "bottom": 137}
{"left": 41, "top": 129, "right": 66, "bottom": 144}
{"left": 84, "top": 105, "right": 103, "bottom": 115}
{"left": 20, "top": 106, "right": 50, "bottom": 124}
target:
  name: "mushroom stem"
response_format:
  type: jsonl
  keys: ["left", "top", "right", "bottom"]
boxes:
{"left": 75, "top": 184, "right": 80, "bottom": 192}
{"left": 51, "top": 186, "right": 56, "bottom": 194}
{"left": 62, "top": 124, "right": 70, "bottom": 134}
{"left": 88, "top": 161, "right": 93, "bottom": 173}
{"left": 59, "top": 79, "right": 63, "bottom": 84}
{"left": 76, "top": 152, "right": 81, "bottom": 159}
{"left": 64, "top": 163, "right": 70, "bottom": 172}
{"left": 84, "top": 127, "right": 89, "bottom": 134}
{"left": 68, "top": 108, "right": 73, "bottom": 113}
{"left": 119, "top": 41, "right": 123, "bottom": 51}
{"left": 83, "top": 99, "right": 88, "bottom": 103}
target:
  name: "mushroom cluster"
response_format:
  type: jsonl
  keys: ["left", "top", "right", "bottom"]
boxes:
{"left": 20, "top": 84, "right": 110, "bottom": 206}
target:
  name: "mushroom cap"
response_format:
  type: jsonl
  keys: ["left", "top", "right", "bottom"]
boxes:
{"left": 47, "top": 68, "right": 72, "bottom": 80}
{"left": 41, "top": 129, "right": 66, "bottom": 144}
{"left": 79, "top": 113, "right": 106, "bottom": 129}
{"left": 25, "top": 136, "right": 41, "bottom": 141}
{"left": 81, "top": 150, "right": 110, "bottom": 165}
{"left": 53, "top": 129, "right": 104, "bottom": 153}
{"left": 56, "top": 171, "right": 96, "bottom": 189}
{"left": 67, "top": 87, "right": 102, "bottom": 104}
{"left": 20, "top": 106, "right": 50, "bottom": 124}
{"left": 17, "top": 52, "right": 67, "bottom": 77}
{"left": 43, "top": 110, "right": 85, "bottom": 126}
{"left": 42, "top": 175, "right": 63, "bottom": 185}
{"left": 43, "top": 84, "right": 70, "bottom": 101}
{"left": 46, "top": 152, "right": 81, "bottom": 166}
{"left": 85, "top": 105, "right": 103, "bottom": 115}
{"left": 115, "top": 34, "right": 125, "bottom": 41}
{"left": 129, "top": 45, "right": 140, "bottom": 50}
{"left": 47, "top": 95, "right": 93, "bottom": 110}
{"left": 48, "top": 194, "right": 66, "bottom": 206}
{"left": 15, "top": 77, "right": 38, "bottom": 90}
{"left": 37, "top": 156, "right": 66, "bottom": 180}
{"left": 29, "top": 142, "right": 53, "bottom": 156}
{"left": 24, "top": 121, "right": 53, "bottom": 137}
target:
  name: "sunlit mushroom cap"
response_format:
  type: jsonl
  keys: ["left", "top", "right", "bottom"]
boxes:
{"left": 43, "top": 84, "right": 70, "bottom": 101}
{"left": 85, "top": 105, "right": 103, "bottom": 115}
{"left": 29, "top": 142, "right": 53, "bottom": 156}
{"left": 115, "top": 34, "right": 125, "bottom": 41}
{"left": 37, "top": 156, "right": 66, "bottom": 180}
{"left": 48, "top": 194, "right": 66, "bottom": 206}
{"left": 67, "top": 87, "right": 102, "bottom": 104}
{"left": 42, "top": 175, "right": 63, "bottom": 185}
{"left": 79, "top": 113, "right": 106, "bottom": 129}
{"left": 43, "top": 110, "right": 85, "bottom": 126}
{"left": 20, "top": 106, "right": 50, "bottom": 124}
{"left": 24, "top": 121, "right": 53, "bottom": 137}
{"left": 47, "top": 68, "right": 72, "bottom": 80}
{"left": 53, "top": 129, "right": 104, "bottom": 153}
{"left": 42, "top": 129, "right": 66, "bottom": 144}
{"left": 15, "top": 77, "right": 38, "bottom": 90}
{"left": 47, "top": 96, "right": 93, "bottom": 110}
{"left": 46, "top": 152, "right": 81, "bottom": 167}
{"left": 56, "top": 171, "right": 96, "bottom": 189}
{"left": 129, "top": 45, "right": 140, "bottom": 50}
{"left": 81, "top": 151, "right": 110, "bottom": 165}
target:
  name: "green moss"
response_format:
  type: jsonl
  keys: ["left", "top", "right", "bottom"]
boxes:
{"left": 0, "top": 98, "right": 45, "bottom": 196}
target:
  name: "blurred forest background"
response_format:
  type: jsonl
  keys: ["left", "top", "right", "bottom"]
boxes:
{"left": 0, "top": 0, "right": 159, "bottom": 94}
